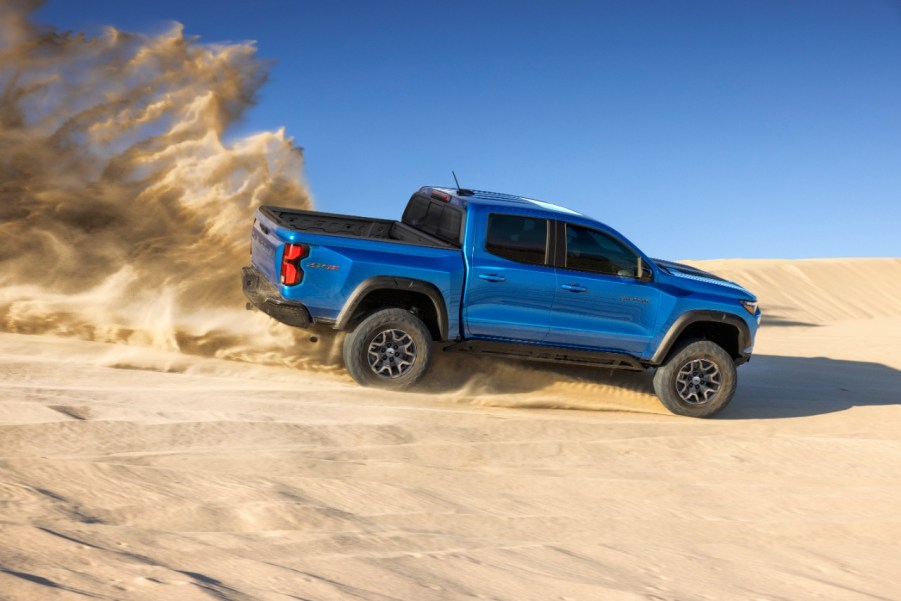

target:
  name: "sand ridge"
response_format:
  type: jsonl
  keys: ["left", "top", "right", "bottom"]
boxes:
{"left": 1, "top": 258, "right": 900, "bottom": 600}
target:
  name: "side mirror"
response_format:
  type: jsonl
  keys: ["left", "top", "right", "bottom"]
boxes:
{"left": 637, "top": 257, "right": 653, "bottom": 283}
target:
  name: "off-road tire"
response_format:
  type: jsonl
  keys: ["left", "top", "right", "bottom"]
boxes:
{"left": 652, "top": 340, "right": 737, "bottom": 418}
{"left": 343, "top": 308, "right": 433, "bottom": 390}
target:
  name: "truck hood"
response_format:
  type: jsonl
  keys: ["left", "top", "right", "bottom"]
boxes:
{"left": 653, "top": 258, "right": 756, "bottom": 300}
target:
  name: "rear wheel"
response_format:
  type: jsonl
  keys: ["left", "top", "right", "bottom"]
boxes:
{"left": 652, "top": 340, "right": 737, "bottom": 418}
{"left": 343, "top": 308, "right": 433, "bottom": 390}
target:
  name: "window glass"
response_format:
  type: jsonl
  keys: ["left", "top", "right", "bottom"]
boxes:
{"left": 402, "top": 195, "right": 463, "bottom": 246}
{"left": 485, "top": 214, "right": 548, "bottom": 265}
{"left": 565, "top": 224, "right": 638, "bottom": 277}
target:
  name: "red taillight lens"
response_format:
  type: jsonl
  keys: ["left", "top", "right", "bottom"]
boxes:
{"left": 283, "top": 244, "right": 305, "bottom": 261}
{"left": 280, "top": 243, "right": 308, "bottom": 285}
{"left": 281, "top": 263, "right": 300, "bottom": 285}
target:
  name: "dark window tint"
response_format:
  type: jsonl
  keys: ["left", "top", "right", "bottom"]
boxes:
{"left": 565, "top": 224, "right": 638, "bottom": 277}
{"left": 402, "top": 194, "right": 463, "bottom": 246}
{"left": 486, "top": 214, "right": 548, "bottom": 265}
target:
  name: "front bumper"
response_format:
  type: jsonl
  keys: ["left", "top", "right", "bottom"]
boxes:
{"left": 242, "top": 266, "right": 312, "bottom": 328}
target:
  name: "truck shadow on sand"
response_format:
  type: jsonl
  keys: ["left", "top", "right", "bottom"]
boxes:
{"left": 424, "top": 351, "right": 901, "bottom": 420}
{"left": 724, "top": 354, "right": 901, "bottom": 419}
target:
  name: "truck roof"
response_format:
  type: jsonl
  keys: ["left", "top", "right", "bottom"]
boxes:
{"left": 421, "top": 186, "right": 583, "bottom": 217}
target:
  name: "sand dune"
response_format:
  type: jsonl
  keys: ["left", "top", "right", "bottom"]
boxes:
{"left": 694, "top": 258, "right": 901, "bottom": 325}
{"left": 1, "top": 258, "right": 900, "bottom": 600}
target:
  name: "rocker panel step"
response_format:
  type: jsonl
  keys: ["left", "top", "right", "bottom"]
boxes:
{"left": 443, "top": 340, "right": 644, "bottom": 371}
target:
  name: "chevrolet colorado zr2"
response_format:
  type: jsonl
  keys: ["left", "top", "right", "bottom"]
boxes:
{"left": 243, "top": 186, "right": 761, "bottom": 417}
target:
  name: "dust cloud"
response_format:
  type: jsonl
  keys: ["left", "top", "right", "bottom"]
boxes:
{"left": 0, "top": 2, "right": 660, "bottom": 406}
{"left": 0, "top": 0, "right": 329, "bottom": 366}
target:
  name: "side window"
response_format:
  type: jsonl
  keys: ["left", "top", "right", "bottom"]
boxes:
{"left": 485, "top": 214, "right": 548, "bottom": 265}
{"left": 565, "top": 224, "right": 639, "bottom": 277}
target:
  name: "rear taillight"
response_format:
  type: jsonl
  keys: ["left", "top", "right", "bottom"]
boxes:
{"left": 280, "top": 243, "right": 309, "bottom": 285}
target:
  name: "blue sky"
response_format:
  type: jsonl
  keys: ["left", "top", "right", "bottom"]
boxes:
{"left": 37, "top": 1, "right": 901, "bottom": 259}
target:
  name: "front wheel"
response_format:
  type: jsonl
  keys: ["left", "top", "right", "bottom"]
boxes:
{"left": 652, "top": 340, "right": 737, "bottom": 418}
{"left": 343, "top": 308, "right": 433, "bottom": 390}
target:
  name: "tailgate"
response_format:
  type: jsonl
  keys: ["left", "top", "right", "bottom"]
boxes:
{"left": 250, "top": 210, "right": 282, "bottom": 283}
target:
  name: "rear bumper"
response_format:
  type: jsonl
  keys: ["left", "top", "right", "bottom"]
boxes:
{"left": 242, "top": 266, "right": 312, "bottom": 328}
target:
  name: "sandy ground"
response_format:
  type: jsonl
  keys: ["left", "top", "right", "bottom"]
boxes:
{"left": 1, "top": 258, "right": 899, "bottom": 600}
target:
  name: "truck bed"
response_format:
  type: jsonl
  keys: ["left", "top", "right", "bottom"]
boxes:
{"left": 260, "top": 207, "right": 456, "bottom": 249}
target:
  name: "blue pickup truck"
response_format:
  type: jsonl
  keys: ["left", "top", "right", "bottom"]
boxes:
{"left": 243, "top": 186, "right": 761, "bottom": 417}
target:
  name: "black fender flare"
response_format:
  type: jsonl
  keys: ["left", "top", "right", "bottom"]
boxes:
{"left": 335, "top": 276, "right": 449, "bottom": 340}
{"left": 650, "top": 310, "right": 751, "bottom": 365}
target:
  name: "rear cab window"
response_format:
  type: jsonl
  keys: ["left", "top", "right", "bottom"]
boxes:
{"left": 402, "top": 193, "right": 464, "bottom": 247}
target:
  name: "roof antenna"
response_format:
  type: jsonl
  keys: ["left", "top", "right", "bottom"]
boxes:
{"left": 452, "top": 170, "right": 474, "bottom": 196}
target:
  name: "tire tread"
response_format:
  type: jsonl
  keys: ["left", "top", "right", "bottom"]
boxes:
{"left": 343, "top": 308, "right": 433, "bottom": 390}
{"left": 652, "top": 339, "right": 737, "bottom": 418}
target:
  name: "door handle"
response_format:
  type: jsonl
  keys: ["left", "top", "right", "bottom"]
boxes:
{"left": 478, "top": 274, "right": 506, "bottom": 283}
{"left": 561, "top": 283, "right": 587, "bottom": 292}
